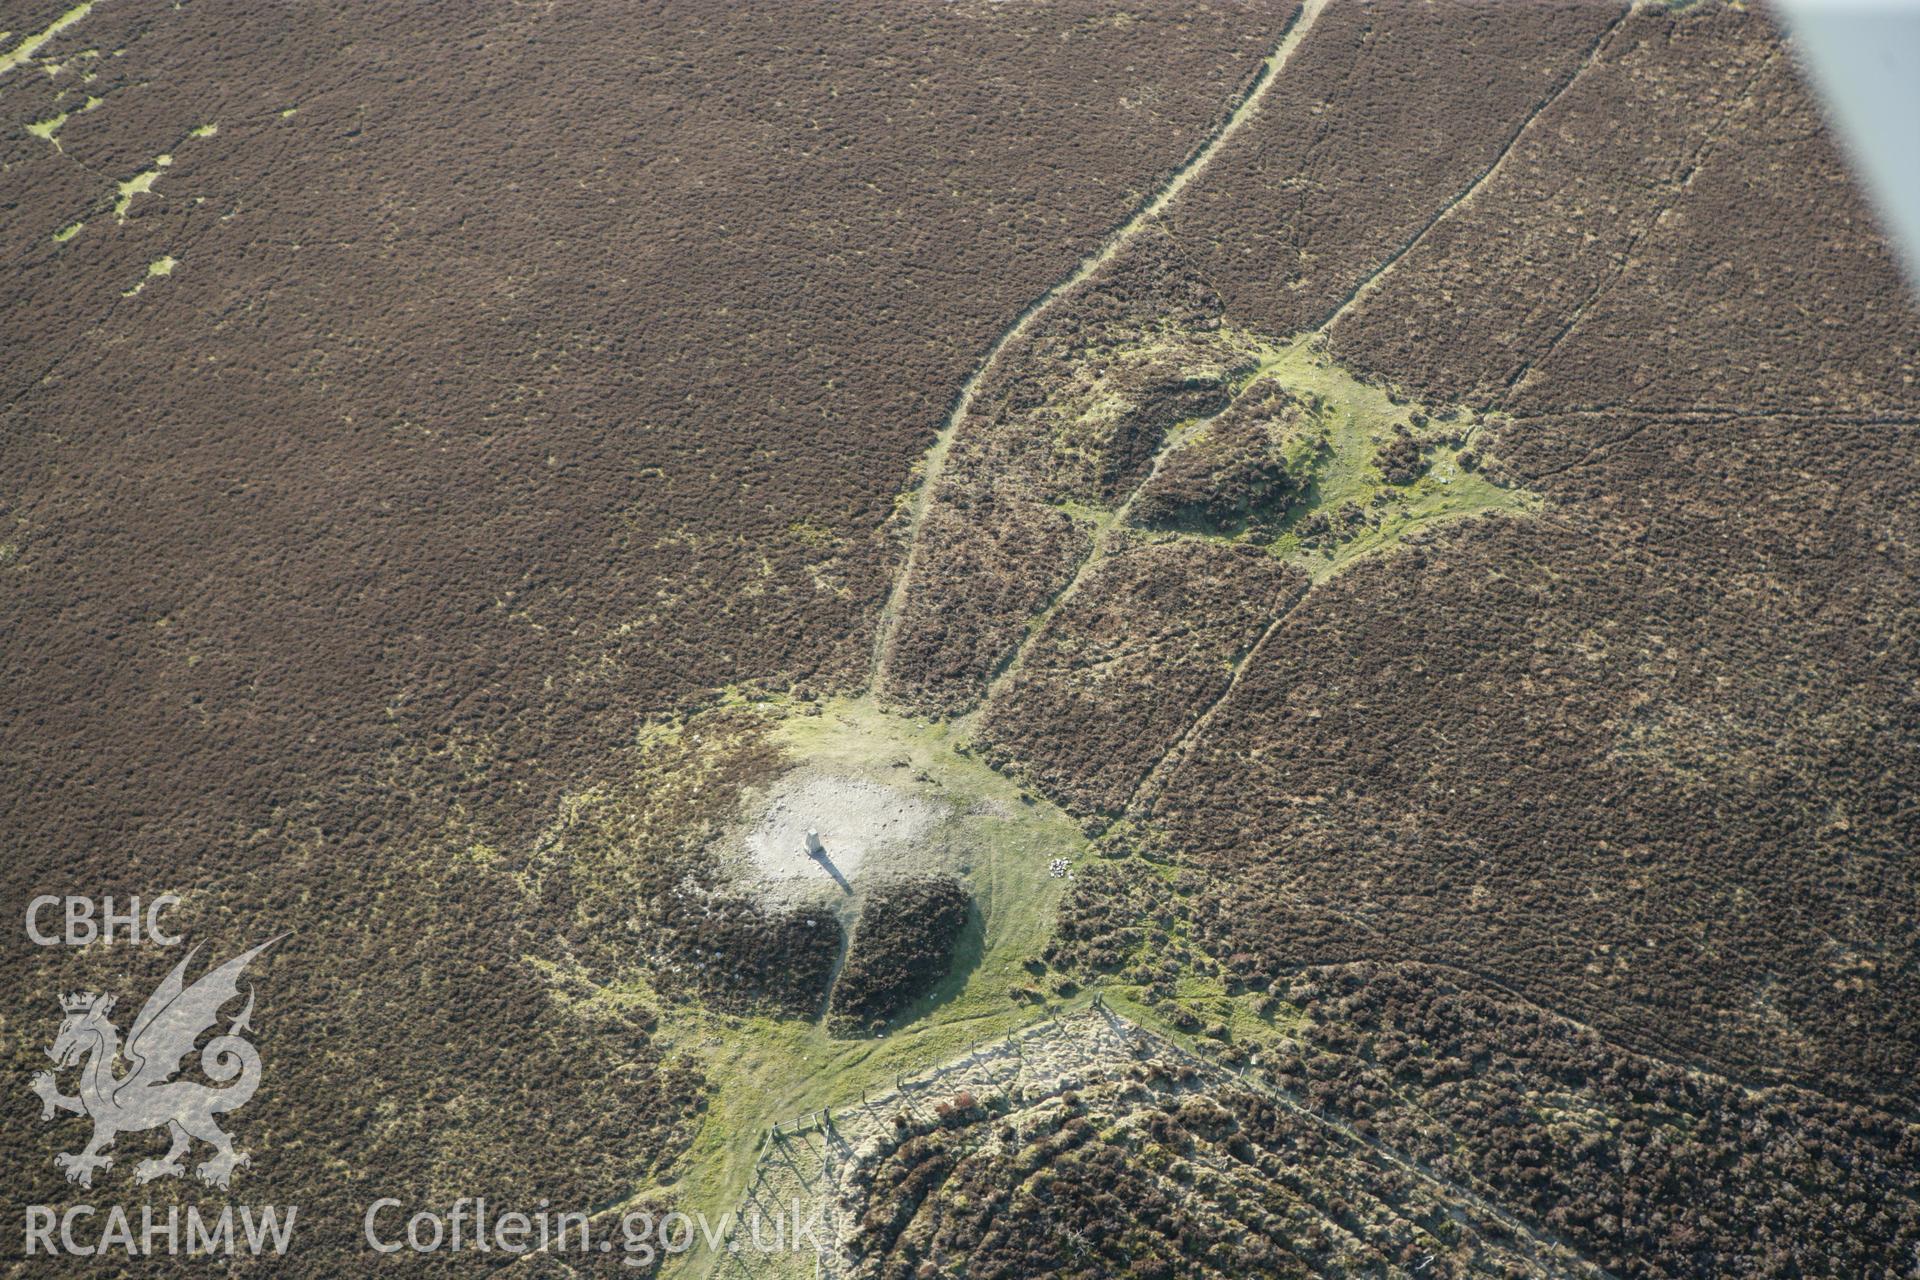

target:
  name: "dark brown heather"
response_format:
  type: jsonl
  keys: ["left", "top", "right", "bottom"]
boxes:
{"left": 1166, "top": 0, "right": 1624, "bottom": 336}
{"left": 1, "top": 1, "right": 1289, "bottom": 1267}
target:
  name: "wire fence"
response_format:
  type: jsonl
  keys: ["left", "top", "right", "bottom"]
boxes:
{"left": 723, "top": 998, "right": 1169, "bottom": 1278}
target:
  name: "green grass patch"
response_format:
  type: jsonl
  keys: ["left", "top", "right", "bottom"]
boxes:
{"left": 543, "top": 695, "right": 1089, "bottom": 1275}
{"left": 0, "top": 1, "right": 93, "bottom": 79}
{"left": 1240, "top": 337, "right": 1534, "bottom": 580}
{"left": 26, "top": 110, "right": 68, "bottom": 142}
{"left": 1116, "top": 333, "right": 1535, "bottom": 580}
{"left": 121, "top": 254, "right": 176, "bottom": 296}
{"left": 113, "top": 156, "right": 171, "bottom": 221}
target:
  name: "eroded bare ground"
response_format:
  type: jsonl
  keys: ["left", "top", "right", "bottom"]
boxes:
{"left": 733, "top": 769, "right": 949, "bottom": 909}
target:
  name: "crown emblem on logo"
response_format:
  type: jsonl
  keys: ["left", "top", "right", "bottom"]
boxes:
{"left": 34, "top": 938, "right": 282, "bottom": 1190}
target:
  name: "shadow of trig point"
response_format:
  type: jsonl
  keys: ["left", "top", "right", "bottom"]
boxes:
{"left": 803, "top": 828, "right": 852, "bottom": 894}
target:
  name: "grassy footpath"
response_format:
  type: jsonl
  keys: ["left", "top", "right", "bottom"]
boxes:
{"left": 603, "top": 696, "right": 1089, "bottom": 1277}
{"left": 579, "top": 336, "right": 1534, "bottom": 1275}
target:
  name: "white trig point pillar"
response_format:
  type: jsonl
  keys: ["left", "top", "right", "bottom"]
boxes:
{"left": 804, "top": 829, "right": 825, "bottom": 858}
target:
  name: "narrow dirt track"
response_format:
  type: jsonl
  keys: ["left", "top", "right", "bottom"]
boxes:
{"left": 867, "top": 0, "right": 1332, "bottom": 693}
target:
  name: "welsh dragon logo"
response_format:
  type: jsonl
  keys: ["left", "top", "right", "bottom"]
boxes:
{"left": 30, "top": 937, "right": 282, "bottom": 1190}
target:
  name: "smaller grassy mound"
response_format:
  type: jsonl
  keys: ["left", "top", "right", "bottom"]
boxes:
{"left": 1114, "top": 335, "right": 1534, "bottom": 582}
{"left": 829, "top": 874, "right": 973, "bottom": 1036}
{"left": 1127, "top": 377, "right": 1319, "bottom": 535}
{"left": 1053, "top": 370, "right": 1237, "bottom": 503}
{"left": 1035, "top": 320, "right": 1265, "bottom": 507}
